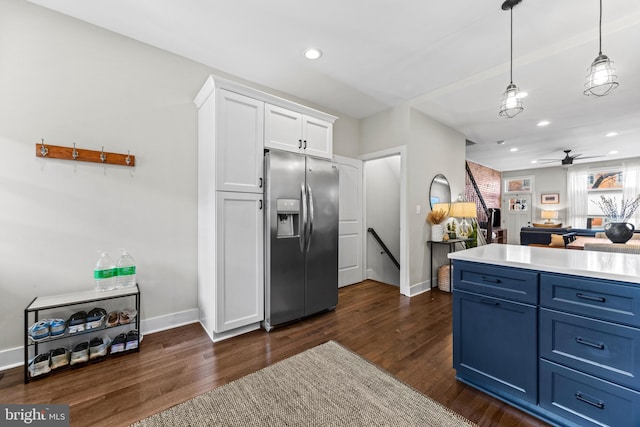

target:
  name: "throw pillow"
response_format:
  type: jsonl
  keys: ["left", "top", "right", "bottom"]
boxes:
{"left": 549, "top": 234, "right": 565, "bottom": 247}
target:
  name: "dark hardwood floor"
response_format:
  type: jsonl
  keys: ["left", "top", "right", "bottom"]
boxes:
{"left": 0, "top": 280, "right": 548, "bottom": 427}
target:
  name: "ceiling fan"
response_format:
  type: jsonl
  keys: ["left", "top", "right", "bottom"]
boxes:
{"left": 539, "top": 149, "right": 603, "bottom": 167}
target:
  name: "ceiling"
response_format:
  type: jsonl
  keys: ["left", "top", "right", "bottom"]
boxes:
{"left": 27, "top": 0, "right": 640, "bottom": 172}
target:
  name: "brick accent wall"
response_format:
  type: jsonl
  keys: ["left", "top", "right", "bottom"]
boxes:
{"left": 465, "top": 161, "right": 501, "bottom": 223}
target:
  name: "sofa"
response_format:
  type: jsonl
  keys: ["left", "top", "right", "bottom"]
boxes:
{"left": 519, "top": 227, "right": 600, "bottom": 247}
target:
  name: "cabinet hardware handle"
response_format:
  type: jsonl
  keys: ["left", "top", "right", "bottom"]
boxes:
{"left": 479, "top": 298, "right": 499, "bottom": 306}
{"left": 481, "top": 276, "right": 501, "bottom": 284}
{"left": 575, "top": 336, "right": 605, "bottom": 350}
{"left": 259, "top": 177, "right": 263, "bottom": 188}
{"left": 298, "top": 139, "right": 303, "bottom": 149}
{"left": 259, "top": 200, "right": 263, "bottom": 210}
{"left": 303, "top": 140, "right": 307, "bottom": 149}
{"left": 575, "top": 392, "right": 605, "bottom": 409}
{"left": 576, "top": 293, "right": 606, "bottom": 303}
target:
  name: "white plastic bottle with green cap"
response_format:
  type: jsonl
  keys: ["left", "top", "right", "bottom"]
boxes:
{"left": 94, "top": 252, "right": 116, "bottom": 291}
{"left": 116, "top": 250, "right": 136, "bottom": 289}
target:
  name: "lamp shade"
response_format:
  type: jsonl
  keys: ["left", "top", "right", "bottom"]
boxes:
{"left": 541, "top": 210, "right": 559, "bottom": 220}
{"left": 450, "top": 202, "right": 477, "bottom": 219}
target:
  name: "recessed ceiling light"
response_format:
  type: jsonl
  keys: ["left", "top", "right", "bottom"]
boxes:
{"left": 304, "top": 48, "right": 322, "bottom": 60}
{"left": 516, "top": 91, "right": 528, "bottom": 99}
{"left": 531, "top": 160, "right": 538, "bottom": 164}
{"left": 606, "top": 131, "right": 618, "bottom": 137}
{"left": 510, "top": 148, "right": 519, "bottom": 152}
{"left": 537, "top": 120, "right": 551, "bottom": 127}
{"left": 609, "top": 150, "right": 619, "bottom": 154}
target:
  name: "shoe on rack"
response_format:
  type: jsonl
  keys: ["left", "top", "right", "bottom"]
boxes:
{"left": 27, "top": 320, "right": 50, "bottom": 342}
{"left": 89, "top": 336, "right": 111, "bottom": 360}
{"left": 67, "top": 311, "right": 87, "bottom": 334}
{"left": 28, "top": 353, "right": 51, "bottom": 377}
{"left": 86, "top": 308, "right": 107, "bottom": 330}
{"left": 49, "top": 347, "right": 70, "bottom": 370}
{"left": 125, "top": 330, "right": 139, "bottom": 351}
{"left": 110, "top": 333, "right": 127, "bottom": 354}
{"left": 106, "top": 311, "right": 119, "bottom": 328}
{"left": 118, "top": 308, "right": 137, "bottom": 325}
{"left": 70, "top": 342, "right": 89, "bottom": 365}
{"left": 49, "top": 319, "right": 66, "bottom": 336}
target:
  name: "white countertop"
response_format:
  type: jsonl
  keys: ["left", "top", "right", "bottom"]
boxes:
{"left": 448, "top": 244, "right": 640, "bottom": 285}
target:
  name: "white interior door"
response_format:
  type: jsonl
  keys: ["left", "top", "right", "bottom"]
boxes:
{"left": 335, "top": 155, "right": 364, "bottom": 287}
{"left": 503, "top": 194, "right": 532, "bottom": 244}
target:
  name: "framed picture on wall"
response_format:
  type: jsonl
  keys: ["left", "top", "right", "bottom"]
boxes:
{"left": 541, "top": 193, "right": 559, "bottom": 204}
{"left": 504, "top": 176, "right": 533, "bottom": 193}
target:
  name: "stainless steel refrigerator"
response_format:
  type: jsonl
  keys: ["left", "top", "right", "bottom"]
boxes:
{"left": 263, "top": 149, "right": 339, "bottom": 331}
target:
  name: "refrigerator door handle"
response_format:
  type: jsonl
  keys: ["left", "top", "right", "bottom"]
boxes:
{"left": 306, "top": 184, "right": 314, "bottom": 253}
{"left": 300, "top": 182, "right": 307, "bottom": 253}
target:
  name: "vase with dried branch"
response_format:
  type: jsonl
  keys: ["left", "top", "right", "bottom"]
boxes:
{"left": 427, "top": 208, "right": 447, "bottom": 242}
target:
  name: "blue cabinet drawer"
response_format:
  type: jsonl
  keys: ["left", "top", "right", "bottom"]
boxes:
{"left": 453, "top": 290, "right": 537, "bottom": 404}
{"left": 453, "top": 260, "right": 538, "bottom": 304}
{"left": 540, "top": 273, "right": 640, "bottom": 327}
{"left": 540, "top": 308, "right": 640, "bottom": 391}
{"left": 540, "top": 359, "right": 640, "bottom": 427}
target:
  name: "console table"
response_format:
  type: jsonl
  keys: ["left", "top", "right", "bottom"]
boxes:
{"left": 427, "top": 239, "right": 469, "bottom": 291}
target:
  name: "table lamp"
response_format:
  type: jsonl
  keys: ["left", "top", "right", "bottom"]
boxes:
{"left": 449, "top": 202, "right": 477, "bottom": 238}
{"left": 541, "top": 210, "right": 558, "bottom": 224}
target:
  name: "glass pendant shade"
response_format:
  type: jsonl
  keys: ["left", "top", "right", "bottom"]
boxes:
{"left": 499, "top": 82, "right": 523, "bottom": 118}
{"left": 584, "top": 53, "right": 618, "bottom": 96}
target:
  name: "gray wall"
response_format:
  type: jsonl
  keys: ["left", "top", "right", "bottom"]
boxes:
{"left": 0, "top": 0, "right": 359, "bottom": 364}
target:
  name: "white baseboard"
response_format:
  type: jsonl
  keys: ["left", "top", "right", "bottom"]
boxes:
{"left": 0, "top": 308, "right": 200, "bottom": 372}
{"left": 408, "top": 279, "right": 432, "bottom": 296}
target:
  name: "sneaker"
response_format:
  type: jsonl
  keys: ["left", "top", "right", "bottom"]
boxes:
{"left": 125, "top": 330, "right": 139, "bottom": 351}
{"left": 89, "top": 336, "right": 111, "bottom": 360}
{"left": 70, "top": 342, "right": 89, "bottom": 365}
{"left": 106, "top": 311, "right": 119, "bottom": 327}
{"left": 27, "top": 320, "right": 50, "bottom": 342}
{"left": 119, "top": 308, "right": 137, "bottom": 325}
{"left": 110, "top": 333, "right": 127, "bottom": 354}
{"left": 86, "top": 308, "right": 107, "bottom": 330}
{"left": 28, "top": 353, "right": 51, "bottom": 377}
{"left": 49, "top": 348, "right": 70, "bottom": 369}
{"left": 49, "top": 319, "right": 66, "bottom": 337}
{"left": 67, "top": 311, "right": 87, "bottom": 334}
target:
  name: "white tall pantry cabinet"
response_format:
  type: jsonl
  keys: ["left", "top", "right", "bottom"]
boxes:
{"left": 194, "top": 75, "right": 336, "bottom": 342}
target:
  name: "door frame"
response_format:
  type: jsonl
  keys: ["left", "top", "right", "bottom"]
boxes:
{"left": 359, "top": 146, "right": 409, "bottom": 296}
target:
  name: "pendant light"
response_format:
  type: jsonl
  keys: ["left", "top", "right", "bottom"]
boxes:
{"left": 584, "top": 0, "right": 618, "bottom": 96}
{"left": 499, "top": 0, "right": 524, "bottom": 119}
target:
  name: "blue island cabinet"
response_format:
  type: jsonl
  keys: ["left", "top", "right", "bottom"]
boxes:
{"left": 452, "top": 259, "right": 640, "bottom": 427}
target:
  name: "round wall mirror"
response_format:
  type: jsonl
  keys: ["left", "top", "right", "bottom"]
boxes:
{"left": 429, "top": 174, "right": 451, "bottom": 213}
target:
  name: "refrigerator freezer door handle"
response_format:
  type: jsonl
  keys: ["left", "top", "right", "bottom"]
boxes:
{"left": 300, "top": 182, "right": 307, "bottom": 253}
{"left": 306, "top": 184, "right": 314, "bottom": 253}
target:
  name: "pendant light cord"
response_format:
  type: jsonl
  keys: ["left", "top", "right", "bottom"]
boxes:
{"left": 598, "top": 0, "right": 603, "bottom": 55}
{"left": 510, "top": 7, "right": 514, "bottom": 83}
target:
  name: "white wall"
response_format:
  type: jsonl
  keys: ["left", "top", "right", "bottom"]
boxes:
{"left": 365, "top": 156, "right": 400, "bottom": 286}
{"left": 359, "top": 106, "right": 466, "bottom": 295}
{"left": 0, "top": 0, "right": 359, "bottom": 366}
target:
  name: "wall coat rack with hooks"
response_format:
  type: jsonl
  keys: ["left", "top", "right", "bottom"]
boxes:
{"left": 35, "top": 139, "right": 136, "bottom": 167}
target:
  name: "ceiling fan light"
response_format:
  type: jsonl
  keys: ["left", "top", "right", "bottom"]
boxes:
{"left": 584, "top": 54, "right": 618, "bottom": 96}
{"left": 499, "top": 83, "right": 523, "bottom": 118}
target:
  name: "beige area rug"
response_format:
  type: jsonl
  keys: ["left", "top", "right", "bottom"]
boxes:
{"left": 132, "top": 341, "right": 477, "bottom": 426}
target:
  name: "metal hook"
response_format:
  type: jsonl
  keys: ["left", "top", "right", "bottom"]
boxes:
{"left": 40, "top": 138, "right": 48, "bottom": 157}
{"left": 72, "top": 143, "right": 79, "bottom": 160}
{"left": 100, "top": 146, "right": 106, "bottom": 163}
{"left": 125, "top": 150, "right": 131, "bottom": 165}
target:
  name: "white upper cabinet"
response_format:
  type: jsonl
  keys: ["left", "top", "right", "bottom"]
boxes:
{"left": 216, "top": 89, "right": 264, "bottom": 193}
{"left": 265, "top": 103, "right": 333, "bottom": 159}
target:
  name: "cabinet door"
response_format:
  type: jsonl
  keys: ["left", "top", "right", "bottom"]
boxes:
{"left": 215, "top": 192, "right": 264, "bottom": 332}
{"left": 302, "top": 115, "right": 332, "bottom": 159}
{"left": 453, "top": 289, "right": 538, "bottom": 403}
{"left": 216, "top": 90, "right": 264, "bottom": 193}
{"left": 265, "top": 103, "right": 303, "bottom": 153}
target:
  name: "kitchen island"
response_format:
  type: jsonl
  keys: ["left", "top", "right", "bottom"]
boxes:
{"left": 449, "top": 244, "right": 640, "bottom": 427}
